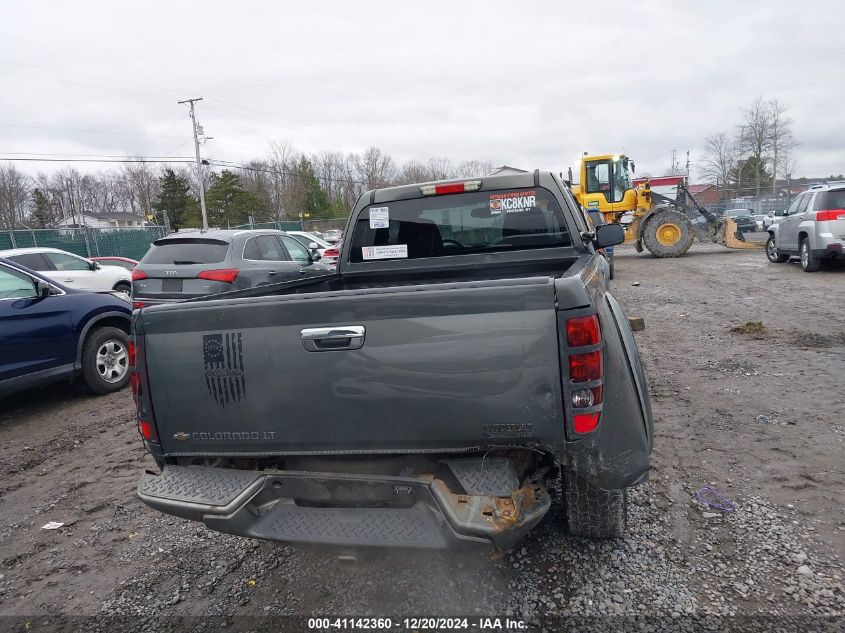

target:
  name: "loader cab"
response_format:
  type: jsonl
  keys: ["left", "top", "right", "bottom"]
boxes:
{"left": 578, "top": 154, "right": 638, "bottom": 220}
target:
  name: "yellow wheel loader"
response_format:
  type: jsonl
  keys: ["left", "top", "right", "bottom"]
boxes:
{"left": 570, "top": 154, "right": 764, "bottom": 258}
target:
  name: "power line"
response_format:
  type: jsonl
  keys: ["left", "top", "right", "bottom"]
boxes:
{"left": 0, "top": 157, "right": 197, "bottom": 164}
{"left": 0, "top": 152, "right": 195, "bottom": 159}
{"left": 0, "top": 122, "right": 188, "bottom": 139}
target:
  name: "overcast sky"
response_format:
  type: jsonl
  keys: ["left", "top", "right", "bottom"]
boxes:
{"left": 1, "top": 0, "right": 843, "bottom": 180}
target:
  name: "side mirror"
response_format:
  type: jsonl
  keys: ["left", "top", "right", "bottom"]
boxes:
{"left": 594, "top": 223, "right": 625, "bottom": 249}
{"left": 311, "top": 251, "right": 322, "bottom": 261}
{"left": 90, "top": 260, "right": 100, "bottom": 270}
{"left": 35, "top": 279, "right": 52, "bottom": 297}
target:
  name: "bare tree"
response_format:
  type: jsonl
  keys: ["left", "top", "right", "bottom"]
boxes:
{"left": 0, "top": 163, "right": 32, "bottom": 229}
{"left": 454, "top": 159, "right": 493, "bottom": 178}
{"left": 351, "top": 147, "right": 397, "bottom": 190}
{"left": 737, "top": 97, "right": 772, "bottom": 196}
{"left": 699, "top": 133, "right": 735, "bottom": 189}
{"left": 767, "top": 99, "right": 796, "bottom": 195}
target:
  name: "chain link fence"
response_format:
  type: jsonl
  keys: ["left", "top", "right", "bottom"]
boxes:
{"left": 0, "top": 226, "right": 168, "bottom": 260}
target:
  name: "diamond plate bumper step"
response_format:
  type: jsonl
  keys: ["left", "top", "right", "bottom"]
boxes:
{"left": 138, "top": 464, "right": 550, "bottom": 550}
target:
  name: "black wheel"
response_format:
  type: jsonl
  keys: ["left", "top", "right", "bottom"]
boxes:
{"left": 113, "top": 281, "right": 131, "bottom": 295}
{"left": 641, "top": 209, "right": 695, "bottom": 258}
{"left": 81, "top": 327, "right": 130, "bottom": 394}
{"left": 563, "top": 470, "right": 627, "bottom": 538}
{"left": 766, "top": 235, "right": 789, "bottom": 263}
{"left": 800, "top": 238, "right": 821, "bottom": 272}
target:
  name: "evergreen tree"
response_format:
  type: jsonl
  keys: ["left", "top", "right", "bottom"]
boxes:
{"left": 152, "top": 168, "right": 199, "bottom": 230}
{"left": 31, "top": 188, "right": 55, "bottom": 228}
{"left": 205, "top": 170, "right": 262, "bottom": 227}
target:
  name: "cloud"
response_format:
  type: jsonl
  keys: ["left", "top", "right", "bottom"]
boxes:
{"left": 1, "top": 0, "right": 843, "bottom": 178}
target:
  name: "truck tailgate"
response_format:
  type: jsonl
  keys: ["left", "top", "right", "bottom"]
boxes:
{"left": 139, "top": 276, "right": 566, "bottom": 456}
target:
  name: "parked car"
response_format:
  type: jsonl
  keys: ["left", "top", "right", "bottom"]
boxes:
{"left": 130, "top": 229, "right": 332, "bottom": 307}
{"left": 322, "top": 229, "right": 343, "bottom": 243}
{"left": 753, "top": 214, "right": 766, "bottom": 231}
{"left": 320, "top": 239, "right": 342, "bottom": 269}
{"left": 724, "top": 209, "right": 757, "bottom": 233}
{"left": 766, "top": 183, "right": 845, "bottom": 271}
{"left": 134, "top": 170, "right": 651, "bottom": 551}
{"left": 91, "top": 256, "right": 138, "bottom": 271}
{"left": 0, "top": 257, "right": 132, "bottom": 398}
{"left": 284, "top": 231, "right": 333, "bottom": 258}
{"left": 0, "top": 247, "right": 132, "bottom": 294}
{"left": 762, "top": 209, "right": 786, "bottom": 229}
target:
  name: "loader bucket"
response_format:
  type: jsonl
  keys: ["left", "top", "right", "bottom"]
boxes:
{"left": 719, "top": 217, "right": 766, "bottom": 250}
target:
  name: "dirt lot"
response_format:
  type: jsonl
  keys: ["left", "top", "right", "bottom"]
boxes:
{"left": 1, "top": 243, "right": 843, "bottom": 631}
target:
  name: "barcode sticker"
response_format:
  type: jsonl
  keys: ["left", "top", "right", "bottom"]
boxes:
{"left": 361, "top": 244, "right": 408, "bottom": 260}
{"left": 369, "top": 207, "right": 389, "bottom": 229}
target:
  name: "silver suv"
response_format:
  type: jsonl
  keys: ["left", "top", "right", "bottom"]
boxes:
{"left": 766, "top": 183, "right": 845, "bottom": 271}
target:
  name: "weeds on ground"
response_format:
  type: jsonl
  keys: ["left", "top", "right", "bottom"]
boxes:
{"left": 730, "top": 321, "right": 765, "bottom": 334}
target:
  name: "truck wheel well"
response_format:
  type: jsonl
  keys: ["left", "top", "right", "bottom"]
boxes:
{"left": 798, "top": 231, "right": 809, "bottom": 243}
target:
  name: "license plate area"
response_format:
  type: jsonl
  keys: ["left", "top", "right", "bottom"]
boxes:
{"left": 161, "top": 278, "right": 183, "bottom": 292}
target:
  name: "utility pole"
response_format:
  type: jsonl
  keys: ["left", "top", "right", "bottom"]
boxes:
{"left": 178, "top": 97, "right": 209, "bottom": 229}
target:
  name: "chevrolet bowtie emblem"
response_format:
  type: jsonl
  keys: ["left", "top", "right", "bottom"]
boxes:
{"left": 173, "top": 432, "right": 191, "bottom": 441}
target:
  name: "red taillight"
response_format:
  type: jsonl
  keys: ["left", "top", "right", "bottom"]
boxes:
{"left": 569, "top": 350, "right": 603, "bottom": 382}
{"left": 323, "top": 247, "right": 339, "bottom": 258}
{"left": 131, "top": 270, "right": 147, "bottom": 281}
{"left": 128, "top": 341, "right": 136, "bottom": 366}
{"left": 197, "top": 268, "right": 239, "bottom": 283}
{"left": 590, "top": 385, "right": 603, "bottom": 405}
{"left": 420, "top": 180, "right": 482, "bottom": 196}
{"left": 566, "top": 315, "right": 601, "bottom": 347}
{"left": 133, "top": 301, "right": 145, "bottom": 309}
{"left": 573, "top": 412, "right": 601, "bottom": 434}
{"left": 816, "top": 209, "right": 845, "bottom": 222}
{"left": 139, "top": 420, "right": 154, "bottom": 441}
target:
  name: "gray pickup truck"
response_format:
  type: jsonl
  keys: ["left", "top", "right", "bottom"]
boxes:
{"left": 133, "top": 170, "right": 652, "bottom": 550}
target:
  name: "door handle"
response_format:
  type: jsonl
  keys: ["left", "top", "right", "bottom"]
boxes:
{"left": 298, "top": 269, "right": 306, "bottom": 274}
{"left": 300, "top": 326, "right": 365, "bottom": 351}
{"left": 62, "top": 279, "right": 73, "bottom": 283}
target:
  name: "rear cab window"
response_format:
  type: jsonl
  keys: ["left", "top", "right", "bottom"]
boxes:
{"left": 141, "top": 239, "right": 230, "bottom": 265}
{"left": 348, "top": 187, "right": 572, "bottom": 263}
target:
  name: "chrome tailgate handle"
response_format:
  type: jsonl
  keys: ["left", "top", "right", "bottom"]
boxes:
{"left": 300, "top": 326, "right": 365, "bottom": 351}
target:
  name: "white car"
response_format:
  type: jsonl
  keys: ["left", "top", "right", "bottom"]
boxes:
{"left": 285, "top": 231, "right": 333, "bottom": 257}
{"left": 0, "top": 247, "right": 132, "bottom": 294}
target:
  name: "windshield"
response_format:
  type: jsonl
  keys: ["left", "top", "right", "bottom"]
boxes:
{"left": 348, "top": 187, "right": 572, "bottom": 263}
{"left": 141, "top": 238, "right": 230, "bottom": 265}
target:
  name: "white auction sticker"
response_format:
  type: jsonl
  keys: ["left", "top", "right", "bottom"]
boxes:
{"left": 369, "top": 207, "right": 389, "bottom": 229}
{"left": 361, "top": 244, "right": 408, "bottom": 260}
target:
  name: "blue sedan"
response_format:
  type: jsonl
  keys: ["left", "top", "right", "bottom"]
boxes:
{"left": 0, "top": 257, "right": 132, "bottom": 398}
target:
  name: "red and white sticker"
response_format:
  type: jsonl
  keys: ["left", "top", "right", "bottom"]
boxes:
{"left": 489, "top": 190, "right": 536, "bottom": 214}
{"left": 361, "top": 244, "right": 408, "bottom": 260}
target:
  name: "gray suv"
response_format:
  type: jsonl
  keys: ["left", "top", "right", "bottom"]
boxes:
{"left": 131, "top": 229, "right": 332, "bottom": 306}
{"left": 766, "top": 183, "right": 845, "bottom": 271}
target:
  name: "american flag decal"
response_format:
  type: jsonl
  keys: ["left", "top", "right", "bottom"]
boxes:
{"left": 203, "top": 332, "right": 245, "bottom": 406}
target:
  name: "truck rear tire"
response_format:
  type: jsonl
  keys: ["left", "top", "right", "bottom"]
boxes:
{"left": 563, "top": 470, "right": 627, "bottom": 538}
{"left": 641, "top": 209, "right": 695, "bottom": 258}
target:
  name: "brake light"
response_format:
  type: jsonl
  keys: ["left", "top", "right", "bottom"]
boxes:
{"left": 566, "top": 314, "right": 601, "bottom": 347}
{"left": 816, "top": 209, "right": 845, "bottom": 222}
{"left": 420, "top": 180, "right": 482, "bottom": 196}
{"left": 131, "top": 270, "right": 147, "bottom": 281}
{"left": 197, "top": 268, "right": 239, "bottom": 283}
{"left": 133, "top": 301, "right": 145, "bottom": 309}
{"left": 323, "top": 247, "right": 339, "bottom": 257}
{"left": 569, "top": 350, "right": 603, "bottom": 382}
{"left": 138, "top": 420, "right": 155, "bottom": 441}
{"left": 573, "top": 412, "right": 600, "bottom": 434}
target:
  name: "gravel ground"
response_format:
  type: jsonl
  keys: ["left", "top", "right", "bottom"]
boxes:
{"left": 0, "top": 243, "right": 843, "bottom": 632}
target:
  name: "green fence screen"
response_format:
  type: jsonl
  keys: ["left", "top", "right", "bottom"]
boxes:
{"left": 0, "top": 227, "right": 167, "bottom": 261}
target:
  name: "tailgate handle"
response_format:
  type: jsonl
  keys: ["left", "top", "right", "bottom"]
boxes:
{"left": 300, "top": 326, "right": 365, "bottom": 351}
